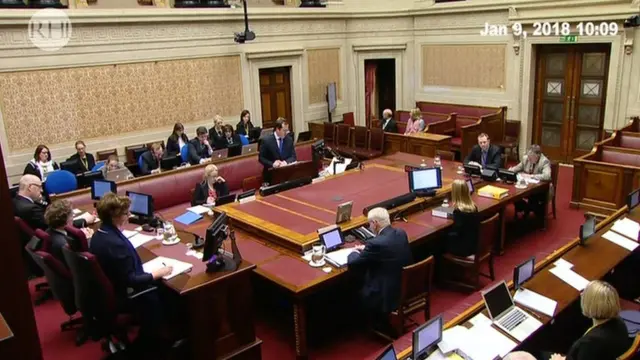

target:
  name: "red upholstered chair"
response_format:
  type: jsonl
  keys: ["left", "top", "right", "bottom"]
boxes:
{"left": 387, "top": 256, "right": 434, "bottom": 338}
{"left": 335, "top": 124, "right": 352, "bottom": 150}
{"left": 65, "top": 225, "right": 89, "bottom": 252}
{"left": 496, "top": 120, "right": 520, "bottom": 161}
{"left": 242, "top": 175, "right": 263, "bottom": 192}
{"left": 323, "top": 122, "right": 336, "bottom": 147}
{"left": 96, "top": 148, "right": 118, "bottom": 161}
{"left": 352, "top": 126, "right": 369, "bottom": 150}
{"left": 441, "top": 213, "right": 498, "bottom": 291}
{"left": 34, "top": 228, "right": 52, "bottom": 254}
{"left": 14, "top": 217, "right": 49, "bottom": 297}
{"left": 342, "top": 112, "right": 355, "bottom": 126}
{"left": 26, "top": 248, "right": 86, "bottom": 344}
{"left": 125, "top": 144, "right": 146, "bottom": 165}
{"left": 435, "top": 150, "right": 455, "bottom": 161}
{"left": 371, "top": 119, "right": 381, "bottom": 129}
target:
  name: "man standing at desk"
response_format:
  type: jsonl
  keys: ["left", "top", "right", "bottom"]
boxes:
{"left": 258, "top": 117, "right": 296, "bottom": 183}
{"left": 347, "top": 207, "right": 412, "bottom": 334}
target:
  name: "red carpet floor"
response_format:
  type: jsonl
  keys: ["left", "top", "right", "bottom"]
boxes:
{"left": 31, "top": 165, "right": 585, "bottom": 360}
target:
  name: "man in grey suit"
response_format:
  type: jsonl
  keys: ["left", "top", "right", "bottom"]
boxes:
{"left": 509, "top": 144, "right": 552, "bottom": 219}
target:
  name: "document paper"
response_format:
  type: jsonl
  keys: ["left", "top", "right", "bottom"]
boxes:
{"left": 611, "top": 218, "right": 640, "bottom": 241}
{"left": 549, "top": 266, "right": 589, "bottom": 291}
{"left": 324, "top": 248, "right": 357, "bottom": 268}
{"left": 186, "top": 205, "right": 211, "bottom": 215}
{"left": 326, "top": 157, "right": 352, "bottom": 175}
{"left": 514, "top": 288, "right": 557, "bottom": 317}
{"left": 553, "top": 258, "right": 574, "bottom": 269}
{"left": 122, "top": 230, "right": 138, "bottom": 239}
{"left": 128, "top": 233, "right": 156, "bottom": 248}
{"left": 143, "top": 256, "right": 193, "bottom": 280}
{"left": 602, "top": 230, "right": 639, "bottom": 251}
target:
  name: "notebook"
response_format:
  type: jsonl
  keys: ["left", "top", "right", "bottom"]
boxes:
{"left": 142, "top": 256, "right": 193, "bottom": 280}
{"left": 175, "top": 211, "right": 203, "bottom": 225}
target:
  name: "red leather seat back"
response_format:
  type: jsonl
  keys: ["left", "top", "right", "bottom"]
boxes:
{"left": 422, "top": 113, "right": 449, "bottom": 125}
{"left": 138, "top": 175, "right": 184, "bottom": 210}
{"left": 336, "top": 124, "right": 351, "bottom": 146}
{"left": 323, "top": 122, "right": 336, "bottom": 143}
{"left": 297, "top": 145, "right": 312, "bottom": 162}
{"left": 217, "top": 157, "right": 264, "bottom": 192}
{"left": 397, "top": 122, "right": 407, "bottom": 134}
{"left": 342, "top": 112, "right": 355, "bottom": 126}
{"left": 602, "top": 150, "right": 640, "bottom": 167}
{"left": 396, "top": 111, "right": 411, "bottom": 123}
{"left": 620, "top": 136, "right": 640, "bottom": 150}
{"left": 353, "top": 126, "right": 368, "bottom": 148}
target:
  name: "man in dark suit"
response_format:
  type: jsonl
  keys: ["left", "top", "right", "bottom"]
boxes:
{"left": 464, "top": 132, "right": 502, "bottom": 169}
{"left": 258, "top": 117, "right": 297, "bottom": 182}
{"left": 188, "top": 126, "right": 214, "bottom": 165}
{"left": 347, "top": 207, "right": 413, "bottom": 327}
{"left": 45, "top": 199, "right": 93, "bottom": 267}
{"left": 139, "top": 142, "right": 164, "bottom": 175}
{"left": 380, "top": 109, "right": 398, "bottom": 133}
{"left": 13, "top": 174, "right": 94, "bottom": 231}
{"left": 67, "top": 140, "right": 96, "bottom": 174}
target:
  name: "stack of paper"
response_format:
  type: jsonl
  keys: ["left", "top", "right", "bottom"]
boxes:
{"left": 128, "top": 233, "right": 156, "bottom": 248}
{"left": 514, "top": 288, "right": 558, "bottom": 317}
{"left": 437, "top": 323, "right": 516, "bottom": 360}
{"left": 324, "top": 248, "right": 356, "bottom": 268}
{"left": 602, "top": 230, "right": 639, "bottom": 251}
{"left": 142, "top": 256, "right": 193, "bottom": 280}
{"left": 186, "top": 205, "right": 211, "bottom": 215}
{"left": 122, "top": 230, "right": 138, "bottom": 239}
{"left": 611, "top": 217, "right": 640, "bottom": 240}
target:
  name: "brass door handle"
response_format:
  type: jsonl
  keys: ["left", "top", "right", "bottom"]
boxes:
{"left": 570, "top": 96, "right": 576, "bottom": 120}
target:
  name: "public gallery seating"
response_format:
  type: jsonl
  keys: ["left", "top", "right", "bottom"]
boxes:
{"left": 571, "top": 117, "right": 640, "bottom": 213}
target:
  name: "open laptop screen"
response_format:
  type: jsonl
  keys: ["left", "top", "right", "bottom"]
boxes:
{"left": 413, "top": 314, "right": 443, "bottom": 359}
{"left": 483, "top": 282, "right": 513, "bottom": 319}
{"left": 514, "top": 257, "right": 535, "bottom": 289}
{"left": 376, "top": 344, "right": 396, "bottom": 360}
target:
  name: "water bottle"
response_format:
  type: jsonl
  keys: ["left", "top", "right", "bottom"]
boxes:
{"left": 442, "top": 198, "right": 449, "bottom": 208}
{"left": 420, "top": 159, "right": 427, "bottom": 168}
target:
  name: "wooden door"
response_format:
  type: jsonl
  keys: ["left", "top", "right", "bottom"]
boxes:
{"left": 533, "top": 44, "right": 610, "bottom": 162}
{"left": 259, "top": 67, "right": 293, "bottom": 131}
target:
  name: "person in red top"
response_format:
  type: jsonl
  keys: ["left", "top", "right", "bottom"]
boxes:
{"left": 191, "top": 164, "right": 229, "bottom": 206}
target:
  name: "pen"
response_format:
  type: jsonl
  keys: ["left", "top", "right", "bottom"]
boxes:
{"left": 162, "top": 262, "right": 167, "bottom": 267}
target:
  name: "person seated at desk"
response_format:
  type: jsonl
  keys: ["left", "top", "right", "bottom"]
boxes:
{"left": 464, "top": 133, "right": 502, "bottom": 169}
{"left": 445, "top": 179, "right": 480, "bottom": 257}
{"left": 404, "top": 108, "right": 425, "bottom": 135}
{"left": 191, "top": 164, "right": 229, "bottom": 206}
{"left": 508, "top": 144, "right": 552, "bottom": 219}
{"left": 101, "top": 155, "right": 134, "bottom": 179}
{"left": 13, "top": 175, "right": 95, "bottom": 231}
{"left": 236, "top": 109, "right": 254, "bottom": 137}
{"left": 24, "top": 144, "right": 59, "bottom": 181}
{"left": 380, "top": 109, "right": 398, "bottom": 133}
{"left": 187, "top": 126, "right": 214, "bottom": 165}
{"left": 221, "top": 124, "right": 242, "bottom": 148}
{"left": 258, "top": 117, "right": 297, "bottom": 181}
{"left": 67, "top": 140, "right": 96, "bottom": 173}
{"left": 139, "top": 142, "right": 164, "bottom": 175}
{"left": 209, "top": 115, "right": 226, "bottom": 149}
{"left": 89, "top": 193, "right": 173, "bottom": 352}
{"left": 347, "top": 207, "right": 413, "bottom": 331}
{"left": 166, "top": 122, "right": 189, "bottom": 156}
{"left": 45, "top": 200, "right": 93, "bottom": 267}
{"left": 510, "top": 280, "right": 631, "bottom": 360}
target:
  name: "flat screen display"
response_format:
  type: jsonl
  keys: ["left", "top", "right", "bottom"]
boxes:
{"left": 413, "top": 315, "right": 443, "bottom": 359}
{"left": 319, "top": 227, "right": 344, "bottom": 251}
{"left": 514, "top": 257, "right": 535, "bottom": 289}
{"left": 127, "top": 191, "right": 152, "bottom": 217}
{"left": 409, "top": 168, "right": 442, "bottom": 192}
{"left": 91, "top": 180, "right": 115, "bottom": 200}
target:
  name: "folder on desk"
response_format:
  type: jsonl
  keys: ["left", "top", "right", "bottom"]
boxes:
{"left": 478, "top": 185, "right": 509, "bottom": 200}
{"left": 175, "top": 211, "right": 203, "bottom": 225}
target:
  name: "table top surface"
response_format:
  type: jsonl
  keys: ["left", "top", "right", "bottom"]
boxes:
{"left": 396, "top": 204, "right": 638, "bottom": 359}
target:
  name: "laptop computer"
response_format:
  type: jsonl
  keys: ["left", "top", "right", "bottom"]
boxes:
{"left": 211, "top": 148, "right": 228, "bottom": 160}
{"left": 335, "top": 201, "right": 353, "bottom": 224}
{"left": 241, "top": 143, "right": 258, "bottom": 155}
{"left": 375, "top": 344, "right": 396, "bottom": 360}
{"left": 481, "top": 280, "right": 542, "bottom": 342}
{"left": 466, "top": 178, "right": 475, "bottom": 194}
{"left": 105, "top": 168, "right": 132, "bottom": 182}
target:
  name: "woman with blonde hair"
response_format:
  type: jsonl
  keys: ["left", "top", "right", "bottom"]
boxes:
{"left": 191, "top": 164, "right": 229, "bottom": 206}
{"left": 404, "top": 108, "right": 426, "bottom": 135}
{"left": 445, "top": 179, "right": 480, "bottom": 257}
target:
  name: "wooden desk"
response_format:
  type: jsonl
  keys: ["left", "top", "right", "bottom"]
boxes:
{"left": 383, "top": 132, "right": 451, "bottom": 158}
{"left": 396, "top": 205, "right": 636, "bottom": 359}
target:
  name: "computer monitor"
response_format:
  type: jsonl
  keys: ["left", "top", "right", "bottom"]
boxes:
{"left": 412, "top": 314, "right": 443, "bottom": 360}
{"left": 160, "top": 155, "right": 182, "bottom": 171}
{"left": 126, "top": 191, "right": 153, "bottom": 218}
{"left": 498, "top": 169, "right": 518, "bottom": 183}
{"left": 580, "top": 215, "right": 597, "bottom": 245}
{"left": 466, "top": 178, "right": 475, "bottom": 194}
{"left": 318, "top": 225, "right": 345, "bottom": 252}
{"left": 363, "top": 193, "right": 417, "bottom": 216}
{"left": 514, "top": 256, "right": 535, "bottom": 290}
{"left": 408, "top": 167, "right": 442, "bottom": 193}
{"left": 375, "top": 344, "right": 396, "bottom": 360}
{"left": 297, "top": 131, "right": 312, "bottom": 143}
{"left": 78, "top": 171, "right": 104, "bottom": 189}
{"left": 627, "top": 188, "right": 640, "bottom": 212}
{"left": 91, "top": 179, "right": 116, "bottom": 200}
{"left": 464, "top": 164, "right": 481, "bottom": 177}
{"left": 203, "top": 212, "right": 228, "bottom": 263}
{"left": 237, "top": 189, "right": 256, "bottom": 201}
{"left": 60, "top": 159, "right": 78, "bottom": 173}
{"left": 215, "top": 193, "right": 237, "bottom": 206}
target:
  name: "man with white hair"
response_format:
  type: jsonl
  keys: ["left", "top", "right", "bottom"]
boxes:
{"left": 347, "top": 207, "right": 413, "bottom": 329}
{"left": 380, "top": 109, "right": 398, "bottom": 133}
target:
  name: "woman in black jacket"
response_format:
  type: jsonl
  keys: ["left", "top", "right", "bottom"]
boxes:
{"left": 24, "top": 144, "right": 59, "bottom": 181}
{"left": 191, "top": 164, "right": 229, "bottom": 206}
{"left": 446, "top": 179, "right": 479, "bottom": 257}
{"left": 166, "top": 122, "right": 189, "bottom": 156}
{"left": 221, "top": 125, "right": 242, "bottom": 148}
{"left": 235, "top": 109, "right": 254, "bottom": 136}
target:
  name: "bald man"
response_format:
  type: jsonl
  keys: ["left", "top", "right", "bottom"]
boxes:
{"left": 380, "top": 109, "right": 397, "bottom": 133}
